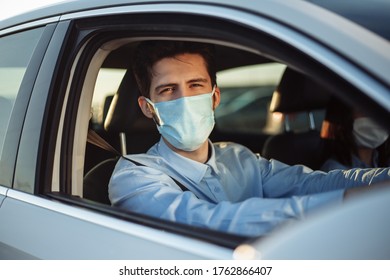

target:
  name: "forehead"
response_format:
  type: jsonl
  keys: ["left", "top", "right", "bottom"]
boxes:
{"left": 151, "top": 53, "right": 208, "bottom": 80}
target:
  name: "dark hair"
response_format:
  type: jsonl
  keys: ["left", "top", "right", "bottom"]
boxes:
{"left": 132, "top": 40, "right": 217, "bottom": 97}
{"left": 322, "top": 99, "right": 356, "bottom": 166}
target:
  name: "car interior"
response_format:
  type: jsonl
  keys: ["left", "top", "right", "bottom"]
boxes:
{"left": 261, "top": 67, "right": 332, "bottom": 170}
{"left": 81, "top": 39, "right": 340, "bottom": 207}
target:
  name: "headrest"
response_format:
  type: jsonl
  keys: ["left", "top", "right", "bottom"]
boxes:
{"left": 104, "top": 69, "right": 154, "bottom": 134}
{"left": 269, "top": 68, "right": 331, "bottom": 113}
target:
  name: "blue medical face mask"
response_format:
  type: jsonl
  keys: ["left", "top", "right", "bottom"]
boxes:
{"left": 145, "top": 86, "right": 216, "bottom": 151}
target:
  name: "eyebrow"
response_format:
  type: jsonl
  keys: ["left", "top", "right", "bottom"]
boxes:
{"left": 187, "top": 78, "right": 208, "bottom": 84}
{"left": 154, "top": 78, "right": 209, "bottom": 92}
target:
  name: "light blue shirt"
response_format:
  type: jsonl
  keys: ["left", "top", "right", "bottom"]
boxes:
{"left": 109, "top": 138, "right": 390, "bottom": 237}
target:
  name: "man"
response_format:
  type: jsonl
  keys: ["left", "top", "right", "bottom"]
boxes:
{"left": 109, "top": 40, "right": 389, "bottom": 237}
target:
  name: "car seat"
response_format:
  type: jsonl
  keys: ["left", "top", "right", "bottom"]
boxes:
{"left": 83, "top": 69, "right": 159, "bottom": 204}
{"left": 261, "top": 68, "right": 332, "bottom": 169}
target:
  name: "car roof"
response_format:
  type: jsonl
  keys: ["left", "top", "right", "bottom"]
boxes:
{"left": 1, "top": 0, "right": 389, "bottom": 93}
{"left": 1, "top": 0, "right": 389, "bottom": 40}
{"left": 306, "top": 0, "right": 390, "bottom": 40}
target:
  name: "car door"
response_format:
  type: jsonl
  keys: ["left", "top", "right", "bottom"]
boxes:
{"left": 0, "top": 25, "right": 57, "bottom": 258}
{"left": 0, "top": 9, "right": 240, "bottom": 260}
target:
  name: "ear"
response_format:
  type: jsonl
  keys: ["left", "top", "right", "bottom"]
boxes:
{"left": 212, "top": 86, "right": 221, "bottom": 110}
{"left": 138, "top": 96, "right": 154, "bottom": 119}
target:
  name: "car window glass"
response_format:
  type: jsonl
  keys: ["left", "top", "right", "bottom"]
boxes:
{"left": 0, "top": 28, "right": 43, "bottom": 159}
{"left": 91, "top": 68, "right": 126, "bottom": 128}
{"left": 215, "top": 63, "right": 286, "bottom": 135}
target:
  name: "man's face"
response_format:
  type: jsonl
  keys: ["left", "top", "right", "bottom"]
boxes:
{"left": 149, "top": 53, "right": 214, "bottom": 103}
{"left": 138, "top": 52, "right": 221, "bottom": 125}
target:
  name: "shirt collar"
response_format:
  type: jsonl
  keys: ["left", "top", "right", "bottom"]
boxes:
{"left": 156, "top": 138, "right": 217, "bottom": 184}
{"left": 205, "top": 141, "right": 219, "bottom": 171}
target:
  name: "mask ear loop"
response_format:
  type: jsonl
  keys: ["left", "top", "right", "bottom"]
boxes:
{"left": 211, "top": 85, "right": 217, "bottom": 110}
{"left": 145, "top": 97, "right": 164, "bottom": 126}
{"left": 211, "top": 85, "right": 216, "bottom": 96}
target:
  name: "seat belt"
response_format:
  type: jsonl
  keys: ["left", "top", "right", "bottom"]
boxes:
{"left": 87, "top": 129, "right": 121, "bottom": 156}
{"left": 87, "top": 129, "right": 194, "bottom": 195}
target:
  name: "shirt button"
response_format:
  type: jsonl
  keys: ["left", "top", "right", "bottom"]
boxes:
{"left": 214, "top": 187, "right": 220, "bottom": 193}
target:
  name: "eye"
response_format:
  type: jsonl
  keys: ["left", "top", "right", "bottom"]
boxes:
{"left": 190, "top": 83, "right": 203, "bottom": 88}
{"left": 159, "top": 87, "right": 175, "bottom": 95}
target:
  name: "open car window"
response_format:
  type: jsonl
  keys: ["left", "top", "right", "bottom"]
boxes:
{"left": 81, "top": 36, "right": 336, "bottom": 243}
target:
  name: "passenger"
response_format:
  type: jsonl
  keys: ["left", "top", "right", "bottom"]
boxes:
{"left": 320, "top": 99, "right": 390, "bottom": 172}
{"left": 109, "top": 40, "right": 390, "bottom": 237}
